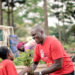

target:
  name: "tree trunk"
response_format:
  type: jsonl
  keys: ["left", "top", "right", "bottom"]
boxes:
{"left": 11, "top": 0, "right": 15, "bottom": 32}
{"left": 58, "top": 27, "right": 61, "bottom": 42}
{"left": 62, "top": 3, "right": 66, "bottom": 44}
{"left": 43, "top": 0, "right": 49, "bottom": 35}
{"left": 11, "top": 4, "right": 14, "bottom": 26}
{"left": 7, "top": 0, "right": 10, "bottom": 26}
{"left": 0, "top": 0, "right": 3, "bottom": 25}
{"left": 62, "top": 18, "right": 66, "bottom": 43}
{"left": 57, "top": 20, "right": 61, "bottom": 41}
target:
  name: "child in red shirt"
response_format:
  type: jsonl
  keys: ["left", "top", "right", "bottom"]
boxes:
{"left": 0, "top": 46, "right": 32, "bottom": 75}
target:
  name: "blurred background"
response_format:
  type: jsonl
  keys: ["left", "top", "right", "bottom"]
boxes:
{"left": 0, "top": 0, "right": 75, "bottom": 66}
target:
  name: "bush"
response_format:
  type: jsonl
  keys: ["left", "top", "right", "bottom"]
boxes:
{"left": 14, "top": 52, "right": 26, "bottom": 65}
{"left": 14, "top": 50, "right": 45, "bottom": 66}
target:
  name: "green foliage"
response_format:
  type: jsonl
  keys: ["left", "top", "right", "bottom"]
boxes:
{"left": 49, "top": 26, "right": 59, "bottom": 38}
{"left": 23, "top": 51, "right": 33, "bottom": 66}
{"left": 49, "top": 24, "right": 75, "bottom": 43}
{"left": 11, "top": 0, "right": 45, "bottom": 37}
{"left": 14, "top": 50, "right": 45, "bottom": 66}
{"left": 63, "top": 44, "right": 69, "bottom": 50}
{"left": 20, "top": 0, "right": 44, "bottom": 25}
{"left": 14, "top": 52, "right": 25, "bottom": 65}
{"left": 14, "top": 50, "right": 33, "bottom": 66}
{"left": 51, "top": 0, "right": 75, "bottom": 25}
{"left": 15, "top": 25, "right": 28, "bottom": 37}
{"left": 69, "top": 25, "right": 75, "bottom": 35}
{"left": 2, "top": 0, "right": 75, "bottom": 44}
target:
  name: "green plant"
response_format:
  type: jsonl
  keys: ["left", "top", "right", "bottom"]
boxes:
{"left": 23, "top": 51, "right": 33, "bottom": 66}
{"left": 14, "top": 51, "right": 33, "bottom": 66}
{"left": 14, "top": 52, "right": 25, "bottom": 65}
{"left": 14, "top": 50, "right": 45, "bottom": 66}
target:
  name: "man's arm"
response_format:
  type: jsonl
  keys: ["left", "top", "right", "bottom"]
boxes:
{"left": 18, "top": 61, "right": 39, "bottom": 75}
{"left": 32, "top": 62, "right": 39, "bottom": 71}
{"left": 33, "top": 58, "right": 62, "bottom": 75}
{"left": 27, "top": 62, "right": 39, "bottom": 75}
{"left": 41, "top": 58, "right": 62, "bottom": 75}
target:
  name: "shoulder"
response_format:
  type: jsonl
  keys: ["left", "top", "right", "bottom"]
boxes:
{"left": 47, "top": 36, "right": 57, "bottom": 40}
{"left": 46, "top": 36, "right": 59, "bottom": 43}
{"left": 2, "top": 59, "right": 13, "bottom": 65}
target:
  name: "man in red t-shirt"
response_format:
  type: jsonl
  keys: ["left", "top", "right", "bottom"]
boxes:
{"left": 28, "top": 25, "right": 74, "bottom": 75}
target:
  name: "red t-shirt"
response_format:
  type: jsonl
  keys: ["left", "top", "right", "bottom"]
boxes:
{"left": 0, "top": 63, "right": 5, "bottom": 75}
{"left": 33, "top": 36, "right": 74, "bottom": 75}
{"left": 0, "top": 59, "right": 18, "bottom": 75}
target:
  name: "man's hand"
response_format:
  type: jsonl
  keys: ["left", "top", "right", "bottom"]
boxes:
{"left": 27, "top": 62, "right": 39, "bottom": 75}
{"left": 34, "top": 72, "right": 39, "bottom": 75}
{"left": 34, "top": 72, "right": 48, "bottom": 75}
{"left": 27, "top": 72, "right": 39, "bottom": 75}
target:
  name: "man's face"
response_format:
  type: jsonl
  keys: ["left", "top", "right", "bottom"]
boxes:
{"left": 31, "top": 30, "right": 43, "bottom": 44}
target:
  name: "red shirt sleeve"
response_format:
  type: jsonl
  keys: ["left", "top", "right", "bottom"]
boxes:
{"left": 0, "top": 63, "right": 7, "bottom": 75}
{"left": 33, "top": 45, "right": 41, "bottom": 62}
{"left": 5, "top": 60, "right": 18, "bottom": 75}
{"left": 51, "top": 38, "right": 64, "bottom": 60}
{"left": 0, "top": 64, "right": 3, "bottom": 75}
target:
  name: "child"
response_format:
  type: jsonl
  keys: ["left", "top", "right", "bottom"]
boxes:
{"left": 0, "top": 46, "right": 32, "bottom": 75}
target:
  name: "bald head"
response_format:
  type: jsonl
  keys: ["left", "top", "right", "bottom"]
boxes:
{"left": 31, "top": 25, "right": 46, "bottom": 44}
{"left": 31, "top": 25, "right": 44, "bottom": 33}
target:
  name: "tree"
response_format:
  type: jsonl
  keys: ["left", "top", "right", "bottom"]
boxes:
{"left": 50, "top": 0, "right": 75, "bottom": 43}
{"left": 1, "top": 0, "right": 26, "bottom": 26}
{"left": 0, "top": 0, "right": 4, "bottom": 25}
{"left": 0, "top": 0, "right": 2, "bottom": 25}
{"left": 43, "top": 0, "right": 49, "bottom": 35}
{"left": 69, "top": 25, "right": 75, "bottom": 36}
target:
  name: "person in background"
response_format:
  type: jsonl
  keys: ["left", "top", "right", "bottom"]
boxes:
{"left": 0, "top": 46, "right": 32, "bottom": 75}
{"left": 17, "top": 42, "right": 26, "bottom": 52}
{"left": 27, "top": 25, "right": 74, "bottom": 75}
{"left": 17, "top": 39, "right": 36, "bottom": 52}
{"left": 9, "top": 34, "right": 19, "bottom": 57}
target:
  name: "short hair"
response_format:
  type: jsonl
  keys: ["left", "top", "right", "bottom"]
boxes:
{"left": 0, "top": 46, "right": 10, "bottom": 59}
{"left": 32, "top": 25, "right": 44, "bottom": 32}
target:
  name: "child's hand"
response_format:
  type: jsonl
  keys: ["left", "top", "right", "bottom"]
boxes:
{"left": 24, "top": 66, "right": 32, "bottom": 72}
{"left": 26, "top": 67, "right": 34, "bottom": 75}
{"left": 19, "top": 67, "right": 33, "bottom": 75}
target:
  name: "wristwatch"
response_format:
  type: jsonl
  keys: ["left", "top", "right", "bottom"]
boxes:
{"left": 39, "top": 72, "right": 42, "bottom": 75}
